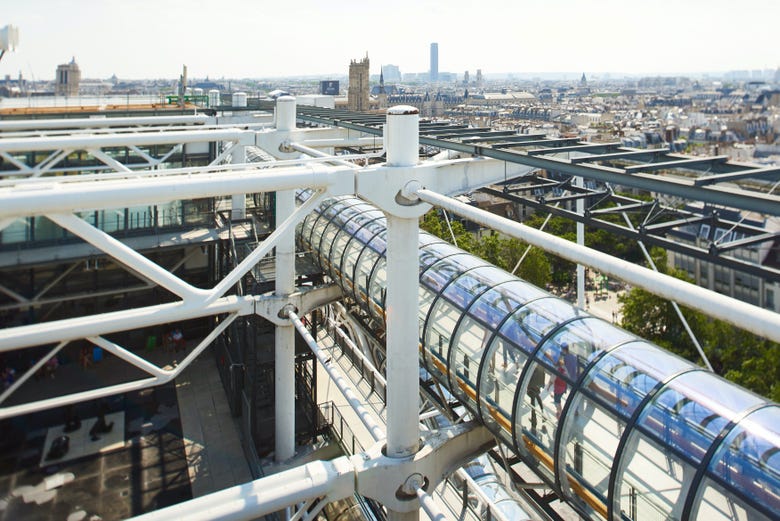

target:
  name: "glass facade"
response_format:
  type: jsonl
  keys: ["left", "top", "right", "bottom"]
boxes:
{"left": 298, "top": 196, "right": 780, "bottom": 521}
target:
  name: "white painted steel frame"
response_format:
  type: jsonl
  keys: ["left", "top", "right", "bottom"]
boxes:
{"left": 414, "top": 188, "right": 780, "bottom": 343}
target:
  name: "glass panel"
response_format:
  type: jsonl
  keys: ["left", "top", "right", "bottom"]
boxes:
{"left": 695, "top": 479, "right": 772, "bottom": 521}
{"left": 420, "top": 253, "right": 472, "bottom": 294}
{"left": 469, "top": 279, "right": 547, "bottom": 329}
{"left": 99, "top": 208, "right": 125, "bottom": 233}
{"left": 513, "top": 359, "right": 556, "bottom": 482}
{"left": 449, "top": 316, "right": 490, "bottom": 410}
{"left": 422, "top": 298, "right": 459, "bottom": 385}
{"left": 341, "top": 237, "right": 369, "bottom": 301}
{"left": 355, "top": 244, "right": 381, "bottom": 310}
{"left": 368, "top": 258, "right": 387, "bottom": 318}
{"left": 479, "top": 334, "right": 526, "bottom": 447}
{"left": 559, "top": 391, "right": 619, "bottom": 520}
{"left": 618, "top": 431, "right": 694, "bottom": 521}
{"left": 581, "top": 341, "right": 667, "bottom": 420}
{"left": 499, "top": 297, "right": 585, "bottom": 355}
{"left": 700, "top": 406, "right": 780, "bottom": 520}
{"left": 441, "top": 265, "right": 498, "bottom": 309}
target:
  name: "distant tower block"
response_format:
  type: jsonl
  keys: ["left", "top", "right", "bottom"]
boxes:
{"left": 430, "top": 42, "right": 439, "bottom": 82}
{"left": 348, "top": 54, "right": 370, "bottom": 111}
{"left": 55, "top": 57, "right": 81, "bottom": 97}
{"left": 463, "top": 70, "right": 470, "bottom": 85}
{"left": 476, "top": 69, "right": 483, "bottom": 88}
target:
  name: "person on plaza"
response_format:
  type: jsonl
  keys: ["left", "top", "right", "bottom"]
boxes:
{"left": 80, "top": 345, "right": 93, "bottom": 369}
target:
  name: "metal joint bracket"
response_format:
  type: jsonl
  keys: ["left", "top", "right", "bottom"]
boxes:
{"left": 351, "top": 420, "right": 493, "bottom": 513}
{"left": 255, "top": 284, "right": 342, "bottom": 325}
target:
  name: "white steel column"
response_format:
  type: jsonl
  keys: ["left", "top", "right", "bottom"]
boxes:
{"left": 576, "top": 176, "right": 586, "bottom": 309}
{"left": 275, "top": 188, "right": 296, "bottom": 462}
{"left": 274, "top": 95, "right": 298, "bottom": 462}
{"left": 384, "top": 106, "right": 421, "bottom": 521}
{"left": 230, "top": 143, "right": 247, "bottom": 220}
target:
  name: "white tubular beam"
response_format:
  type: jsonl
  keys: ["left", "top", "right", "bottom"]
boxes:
{"left": 0, "top": 164, "right": 342, "bottom": 219}
{"left": 276, "top": 96, "right": 297, "bottom": 131}
{"left": 327, "top": 317, "right": 387, "bottom": 388}
{"left": 128, "top": 457, "right": 356, "bottom": 521}
{"left": 0, "top": 295, "right": 252, "bottom": 351}
{"left": 230, "top": 143, "right": 247, "bottom": 220}
{"left": 0, "top": 151, "right": 32, "bottom": 173}
{"left": 454, "top": 469, "right": 514, "bottom": 521}
{"left": 576, "top": 176, "right": 585, "bottom": 309}
{"left": 205, "top": 190, "right": 326, "bottom": 305}
{"left": 415, "top": 487, "right": 447, "bottom": 521}
{"left": 288, "top": 311, "right": 386, "bottom": 443}
{"left": 0, "top": 129, "right": 246, "bottom": 153}
{"left": 289, "top": 142, "right": 362, "bottom": 169}
{"left": 385, "top": 214, "right": 421, "bottom": 459}
{"left": 384, "top": 107, "right": 422, "bottom": 470}
{"left": 0, "top": 342, "right": 67, "bottom": 405}
{"left": 89, "top": 336, "right": 167, "bottom": 379}
{"left": 0, "top": 114, "right": 209, "bottom": 132}
{"left": 163, "top": 313, "right": 238, "bottom": 375}
{"left": 296, "top": 137, "right": 384, "bottom": 148}
{"left": 275, "top": 189, "right": 296, "bottom": 462}
{"left": 47, "top": 213, "right": 206, "bottom": 301}
{"left": 0, "top": 377, "right": 160, "bottom": 420}
{"left": 415, "top": 189, "right": 780, "bottom": 343}
{"left": 88, "top": 148, "right": 133, "bottom": 173}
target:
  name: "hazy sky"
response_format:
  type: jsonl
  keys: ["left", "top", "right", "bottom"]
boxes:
{"left": 2, "top": 0, "right": 778, "bottom": 81}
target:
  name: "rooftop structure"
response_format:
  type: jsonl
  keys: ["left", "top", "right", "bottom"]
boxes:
{"left": 0, "top": 98, "right": 778, "bottom": 521}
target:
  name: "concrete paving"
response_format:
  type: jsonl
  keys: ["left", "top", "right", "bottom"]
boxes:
{"left": 174, "top": 355, "right": 253, "bottom": 498}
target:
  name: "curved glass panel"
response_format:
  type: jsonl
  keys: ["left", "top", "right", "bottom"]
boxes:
{"left": 617, "top": 372, "right": 764, "bottom": 521}
{"left": 695, "top": 406, "right": 780, "bottom": 520}
{"left": 441, "top": 265, "right": 502, "bottom": 310}
{"left": 479, "top": 334, "right": 526, "bottom": 447}
{"left": 470, "top": 279, "right": 547, "bottom": 330}
{"left": 422, "top": 297, "right": 460, "bottom": 384}
{"left": 368, "top": 258, "right": 387, "bottom": 316}
{"left": 419, "top": 240, "right": 464, "bottom": 273}
{"left": 513, "top": 358, "right": 557, "bottom": 482}
{"left": 500, "top": 297, "right": 585, "bottom": 355}
{"left": 449, "top": 315, "right": 489, "bottom": 410}
{"left": 420, "top": 253, "right": 474, "bottom": 294}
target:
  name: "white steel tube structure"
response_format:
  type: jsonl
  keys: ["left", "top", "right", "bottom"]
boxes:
{"left": 384, "top": 106, "right": 422, "bottom": 521}
{"left": 414, "top": 188, "right": 780, "bottom": 342}
{"left": 275, "top": 188, "right": 297, "bottom": 461}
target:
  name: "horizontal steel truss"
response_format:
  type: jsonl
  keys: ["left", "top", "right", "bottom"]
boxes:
{"left": 293, "top": 105, "right": 780, "bottom": 217}
{"left": 480, "top": 176, "right": 780, "bottom": 282}
{"left": 0, "top": 127, "right": 247, "bottom": 177}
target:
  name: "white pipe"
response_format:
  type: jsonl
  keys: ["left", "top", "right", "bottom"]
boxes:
{"left": 576, "top": 176, "right": 585, "bottom": 309}
{"left": 289, "top": 142, "right": 362, "bottom": 169}
{"left": 326, "top": 317, "right": 387, "bottom": 388}
{"left": 454, "top": 468, "right": 513, "bottom": 521}
{"left": 88, "top": 148, "right": 133, "bottom": 173}
{"left": 415, "top": 487, "right": 448, "bottom": 521}
{"left": 386, "top": 106, "right": 420, "bottom": 167}
{"left": 296, "top": 137, "right": 384, "bottom": 148}
{"left": 385, "top": 215, "right": 421, "bottom": 458}
{"left": 288, "top": 310, "right": 386, "bottom": 443}
{"left": 0, "top": 115, "right": 209, "bottom": 131}
{"left": 128, "top": 457, "right": 356, "bottom": 521}
{"left": 384, "top": 107, "right": 422, "bottom": 467}
{"left": 0, "top": 377, "right": 160, "bottom": 420}
{"left": 0, "top": 295, "right": 251, "bottom": 351}
{"left": 230, "top": 143, "right": 247, "bottom": 219}
{"left": 0, "top": 164, "right": 341, "bottom": 218}
{"left": 277, "top": 96, "right": 297, "bottom": 131}
{"left": 0, "top": 314, "right": 238, "bottom": 419}
{"left": 0, "top": 129, "right": 246, "bottom": 152}
{"left": 89, "top": 336, "right": 167, "bottom": 378}
{"left": 0, "top": 342, "right": 67, "bottom": 405}
{"left": 205, "top": 190, "right": 326, "bottom": 305}
{"left": 275, "top": 189, "right": 296, "bottom": 462}
{"left": 48, "top": 213, "right": 206, "bottom": 301}
{"left": 415, "top": 189, "right": 780, "bottom": 343}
